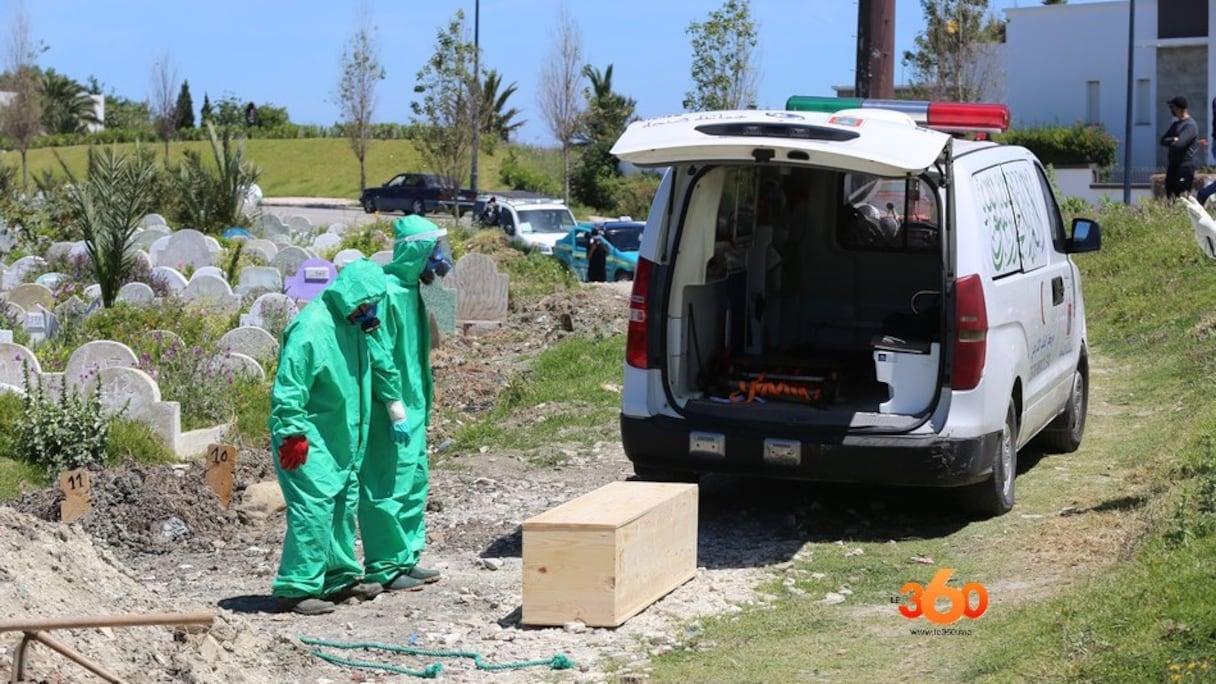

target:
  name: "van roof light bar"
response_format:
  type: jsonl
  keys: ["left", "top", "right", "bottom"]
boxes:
{"left": 785, "top": 96, "right": 1010, "bottom": 135}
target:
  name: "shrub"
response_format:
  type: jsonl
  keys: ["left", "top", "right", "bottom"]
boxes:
{"left": 0, "top": 392, "right": 23, "bottom": 462}
{"left": 995, "top": 123, "right": 1119, "bottom": 169}
{"left": 137, "top": 336, "right": 236, "bottom": 431}
{"left": 173, "top": 122, "right": 261, "bottom": 234}
{"left": 498, "top": 147, "right": 561, "bottom": 198}
{"left": 19, "top": 366, "right": 110, "bottom": 477}
{"left": 608, "top": 173, "right": 662, "bottom": 220}
{"left": 338, "top": 219, "right": 393, "bottom": 256}
{"left": 105, "top": 417, "right": 176, "bottom": 466}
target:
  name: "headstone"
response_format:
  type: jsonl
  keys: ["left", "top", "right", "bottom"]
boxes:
{"left": 34, "top": 272, "right": 67, "bottom": 291}
{"left": 327, "top": 222, "right": 350, "bottom": 236}
{"left": 210, "top": 351, "right": 265, "bottom": 382}
{"left": 269, "top": 234, "right": 294, "bottom": 247}
{"left": 0, "top": 341, "right": 40, "bottom": 389}
{"left": 217, "top": 326, "right": 279, "bottom": 365}
{"left": 286, "top": 215, "right": 314, "bottom": 235}
{"left": 45, "top": 242, "right": 75, "bottom": 265}
{"left": 132, "top": 229, "right": 166, "bottom": 252}
{"left": 63, "top": 340, "right": 139, "bottom": 389}
{"left": 333, "top": 249, "right": 366, "bottom": 271}
{"left": 147, "top": 235, "right": 171, "bottom": 264}
{"left": 140, "top": 213, "right": 169, "bottom": 228}
{"left": 116, "top": 281, "right": 156, "bottom": 306}
{"left": 235, "top": 266, "right": 283, "bottom": 296}
{"left": 244, "top": 239, "right": 279, "bottom": 264}
{"left": 180, "top": 274, "right": 241, "bottom": 315}
{"left": 0, "top": 330, "right": 11, "bottom": 345}
{"left": 192, "top": 266, "right": 226, "bottom": 282}
{"left": 54, "top": 295, "right": 88, "bottom": 322}
{"left": 81, "top": 365, "right": 180, "bottom": 450}
{"left": 153, "top": 229, "right": 214, "bottom": 271}
{"left": 131, "top": 249, "right": 153, "bottom": 276}
{"left": 270, "top": 245, "right": 312, "bottom": 278}
{"left": 284, "top": 257, "right": 337, "bottom": 303}
{"left": 370, "top": 250, "right": 394, "bottom": 266}
{"left": 451, "top": 254, "right": 509, "bottom": 325}
{"left": 311, "top": 233, "right": 342, "bottom": 253}
{"left": 204, "top": 236, "right": 222, "bottom": 257}
{"left": 258, "top": 213, "right": 287, "bottom": 238}
{"left": 2, "top": 256, "right": 47, "bottom": 290}
{"left": 6, "top": 283, "right": 55, "bottom": 312}
{"left": 0, "top": 218, "right": 15, "bottom": 256}
{"left": 24, "top": 304, "right": 58, "bottom": 343}
{"left": 146, "top": 329, "right": 186, "bottom": 353}
{"left": 150, "top": 266, "right": 189, "bottom": 293}
{"left": 244, "top": 293, "right": 299, "bottom": 337}
{"left": 1, "top": 300, "right": 26, "bottom": 329}
{"left": 82, "top": 284, "right": 102, "bottom": 301}
{"left": 421, "top": 279, "right": 458, "bottom": 336}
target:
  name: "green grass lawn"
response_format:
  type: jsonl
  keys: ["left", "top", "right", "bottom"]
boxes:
{"left": 16, "top": 138, "right": 506, "bottom": 200}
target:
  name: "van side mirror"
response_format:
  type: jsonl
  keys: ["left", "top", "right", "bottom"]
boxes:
{"left": 1066, "top": 217, "right": 1101, "bottom": 253}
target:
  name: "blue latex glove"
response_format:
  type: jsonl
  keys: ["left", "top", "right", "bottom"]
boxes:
{"left": 387, "top": 401, "right": 410, "bottom": 445}
{"left": 390, "top": 418, "right": 411, "bottom": 446}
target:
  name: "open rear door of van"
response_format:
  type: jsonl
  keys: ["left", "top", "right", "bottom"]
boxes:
{"left": 610, "top": 109, "right": 952, "bottom": 178}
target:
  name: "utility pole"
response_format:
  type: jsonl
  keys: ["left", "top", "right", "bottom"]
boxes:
{"left": 1122, "top": 0, "right": 1135, "bottom": 204}
{"left": 470, "top": 0, "right": 481, "bottom": 195}
{"left": 855, "top": 0, "right": 895, "bottom": 99}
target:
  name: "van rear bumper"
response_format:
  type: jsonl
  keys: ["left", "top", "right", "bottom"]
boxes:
{"left": 620, "top": 414, "right": 1000, "bottom": 487}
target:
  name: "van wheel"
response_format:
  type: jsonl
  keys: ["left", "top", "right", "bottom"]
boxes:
{"left": 632, "top": 466, "right": 701, "bottom": 484}
{"left": 961, "top": 402, "right": 1018, "bottom": 517}
{"left": 1033, "top": 360, "right": 1088, "bottom": 454}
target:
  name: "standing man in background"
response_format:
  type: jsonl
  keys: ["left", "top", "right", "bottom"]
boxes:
{"left": 1161, "top": 96, "right": 1199, "bottom": 199}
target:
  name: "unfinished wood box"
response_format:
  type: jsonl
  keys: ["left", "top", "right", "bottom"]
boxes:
{"left": 521, "top": 481, "right": 698, "bottom": 628}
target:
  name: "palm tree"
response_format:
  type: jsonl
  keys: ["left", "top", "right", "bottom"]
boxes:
{"left": 58, "top": 145, "right": 159, "bottom": 307}
{"left": 480, "top": 69, "right": 525, "bottom": 142}
{"left": 41, "top": 69, "right": 100, "bottom": 135}
{"left": 581, "top": 64, "right": 635, "bottom": 142}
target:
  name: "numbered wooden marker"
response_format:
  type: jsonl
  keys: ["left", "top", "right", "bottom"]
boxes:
{"left": 58, "top": 468, "right": 91, "bottom": 523}
{"left": 205, "top": 443, "right": 238, "bottom": 509}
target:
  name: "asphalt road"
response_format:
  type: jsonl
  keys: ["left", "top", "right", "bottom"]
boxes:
{"left": 259, "top": 202, "right": 377, "bottom": 230}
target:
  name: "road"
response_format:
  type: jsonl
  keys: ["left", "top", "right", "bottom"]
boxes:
{"left": 259, "top": 201, "right": 376, "bottom": 230}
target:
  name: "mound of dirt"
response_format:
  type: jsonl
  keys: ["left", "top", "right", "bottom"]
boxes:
{"left": 0, "top": 506, "right": 295, "bottom": 683}
{"left": 12, "top": 450, "right": 278, "bottom": 555}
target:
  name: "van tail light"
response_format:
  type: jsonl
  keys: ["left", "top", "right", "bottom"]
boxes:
{"left": 951, "top": 273, "right": 988, "bottom": 390}
{"left": 626, "top": 258, "right": 654, "bottom": 369}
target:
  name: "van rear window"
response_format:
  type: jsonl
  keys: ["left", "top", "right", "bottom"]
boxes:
{"left": 837, "top": 174, "right": 940, "bottom": 253}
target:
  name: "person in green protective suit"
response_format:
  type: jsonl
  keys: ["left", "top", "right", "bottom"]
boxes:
{"left": 360, "top": 215, "right": 450, "bottom": 592}
{"left": 269, "top": 258, "right": 404, "bottom": 615}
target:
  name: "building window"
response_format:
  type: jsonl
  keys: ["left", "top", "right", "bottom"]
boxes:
{"left": 1086, "top": 81, "right": 1101, "bottom": 124}
{"left": 1158, "top": 0, "right": 1208, "bottom": 39}
{"left": 1135, "top": 79, "right": 1151, "bottom": 125}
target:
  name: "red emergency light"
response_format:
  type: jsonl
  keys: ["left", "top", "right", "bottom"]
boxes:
{"left": 786, "top": 96, "right": 1010, "bottom": 135}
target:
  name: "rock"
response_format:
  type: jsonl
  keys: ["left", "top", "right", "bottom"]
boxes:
{"left": 238, "top": 481, "right": 286, "bottom": 519}
{"left": 822, "top": 592, "right": 847, "bottom": 605}
{"left": 200, "top": 635, "right": 221, "bottom": 668}
{"left": 480, "top": 557, "right": 503, "bottom": 571}
{"left": 161, "top": 517, "right": 190, "bottom": 541}
{"left": 564, "top": 621, "right": 586, "bottom": 633}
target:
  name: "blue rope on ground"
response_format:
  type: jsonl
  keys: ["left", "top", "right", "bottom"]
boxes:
{"left": 299, "top": 636, "right": 576, "bottom": 679}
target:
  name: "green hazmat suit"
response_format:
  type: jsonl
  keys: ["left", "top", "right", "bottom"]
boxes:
{"left": 269, "top": 259, "right": 402, "bottom": 599}
{"left": 360, "top": 215, "right": 440, "bottom": 586}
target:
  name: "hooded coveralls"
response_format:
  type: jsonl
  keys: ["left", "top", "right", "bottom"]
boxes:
{"left": 360, "top": 216, "right": 439, "bottom": 586}
{"left": 269, "top": 259, "right": 401, "bottom": 599}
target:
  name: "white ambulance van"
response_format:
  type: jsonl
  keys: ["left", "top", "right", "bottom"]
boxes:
{"left": 610, "top": 97, "right": 1102, "bottom": 516}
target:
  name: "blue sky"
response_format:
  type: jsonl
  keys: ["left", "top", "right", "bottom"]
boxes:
{"left": 19, "top": 0, "right": 1102, "bottom": 146}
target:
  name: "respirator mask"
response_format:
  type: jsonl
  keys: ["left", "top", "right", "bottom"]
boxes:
{"left": 349, "top": 302, "right": 381, "bottom": 334}
{"left": 420, "top": 245, "right": 453, "bottom": 285}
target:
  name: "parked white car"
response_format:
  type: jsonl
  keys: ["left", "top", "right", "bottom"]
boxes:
{"left": 610, "top": 102, "right": 1102, "bottom": 516}
{"left": 482, "top": 197, "right": 577, "bottom": 254}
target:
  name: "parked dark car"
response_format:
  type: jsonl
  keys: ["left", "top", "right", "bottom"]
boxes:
{"left": 359, "top": 173, "right": 477, "bottom": 216}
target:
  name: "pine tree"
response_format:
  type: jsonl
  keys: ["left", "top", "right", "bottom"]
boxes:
{"left": 200, "top": 93, "right": 213, "bottom": 125}
{"left": 175, "top": 81, "right": 195, "bottom": 129}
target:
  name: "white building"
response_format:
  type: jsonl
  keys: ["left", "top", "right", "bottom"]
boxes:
{"left": 1004, "top": 0, "right": 1213, "bottom": 182}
